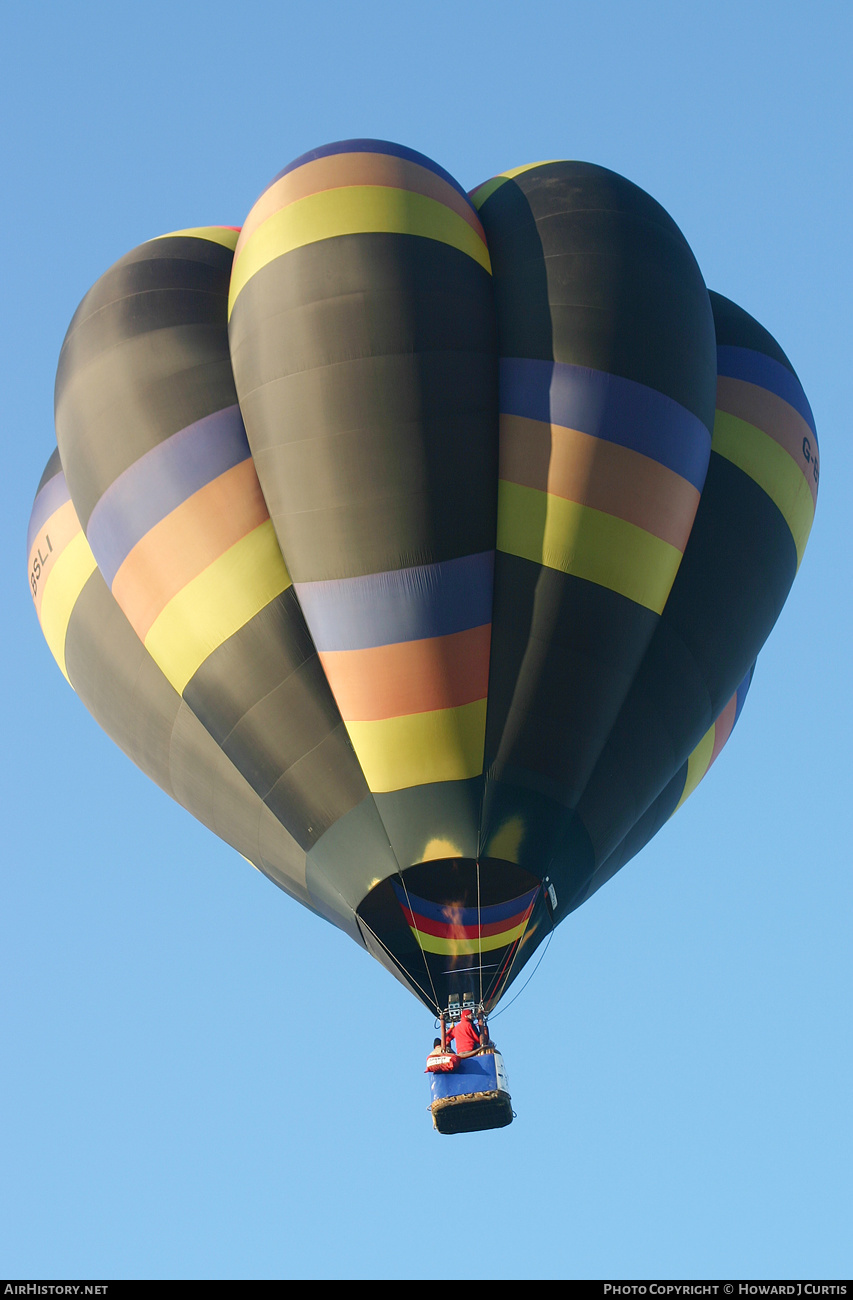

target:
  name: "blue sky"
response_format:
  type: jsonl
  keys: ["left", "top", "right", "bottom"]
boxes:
{"left": 3, "top": 0, "right": 850, "bottom": 1280}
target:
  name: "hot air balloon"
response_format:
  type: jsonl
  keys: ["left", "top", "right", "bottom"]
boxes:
{"left": 30, "top": 142, "right": 818, "bottom": 1134}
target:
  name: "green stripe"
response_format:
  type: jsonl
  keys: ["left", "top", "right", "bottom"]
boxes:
{"left": 38, "top": 532, "right": 98, "bottom": 682}
{"left": 229, "top": 185, "right": 491, "bottom": 313}
{"left": 497, "top": 480, "right": 681, "bottom": 613}
{"left": 469, "top": 162, "right": 562, "bottom": 210}
{"left": 671, "top": 724, "right": 714, "bottom": 814}
{"left": 144, "top": 520, "right": 291, "bottom": 694}
{"left": 151, "top": 227, "right": 239, "bottom": 251}
{"left": 712, "top": 412, "right": 815, "bottom": 567}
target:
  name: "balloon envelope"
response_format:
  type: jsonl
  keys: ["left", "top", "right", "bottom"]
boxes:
{"left": 31, "top": 144, "right": 818, "bottom": 1017}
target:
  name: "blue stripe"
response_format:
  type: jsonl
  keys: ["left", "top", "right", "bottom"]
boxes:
{"left": 28, "top": 470, "right": 70, "bottom": 556}
{"left": 86, "top": 406, "right": 250, "bottom": 586}
{"left": 263, "top": 138, "right": 473, "bottom": 206}
{"left": 717, "top": 346, "right": 816, "bottom": 436}
{"left": 295, "top": 551, "right": 495, "bottom": 652}
{"left": 501, "top": 358, "right": 711, "bottom": 491}
{"left": 393, "top": 882, "right": 538, "bottom": 926}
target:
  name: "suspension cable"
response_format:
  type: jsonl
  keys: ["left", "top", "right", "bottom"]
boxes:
{"left": 476, "top": 858, "right": 483, "bottom": 1010}
{"left": 394, "top": 870, "right": 442, "bottom": 1015}
{"left": 482, "top": 890, "right": 541, "bottom": 1009}
{"left": 489, "top": 929, "right": 554, "bottom": 1020}
{"left": 356, "top": 907, "right": 440, "bottom": 1015}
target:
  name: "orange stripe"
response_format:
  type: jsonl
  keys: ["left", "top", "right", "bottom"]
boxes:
{"left": 499, "top": 414, "right": 701, "bottom": 551}
{"left": 236, "top": 151, "right": 487, "bottom": 261}
{"left": 715, "top": 376, "right": 817, "bottom": 508}
{"left": 318, "top": 623, "right": 491, "bottom": 721}
{"left": 29, "top": 499, "right": 81, "bottom": 619}
{"left": 112, "top": 458, "right": 270, "bottom": 640}
{"left": 709, "top": 693, "right": 738, "bottom": 767}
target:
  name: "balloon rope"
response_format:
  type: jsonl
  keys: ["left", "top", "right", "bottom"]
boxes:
{"left": 476, "top": 859, "right": 484, "bottom": 1010}
{"left": 483, "top": 935, "right": 523, "bottom": 1009}
{"left": 395, "top": 871, "right": 442, "bottom": 1015}
{"left": 489, "top": 929, "right": 554, "bottom": 1021}
{"left": 356, "top": 909, "right": 440, "bottom": 1015}
{"left": 482, "top": 891, "right": 541, "bottom": 1010}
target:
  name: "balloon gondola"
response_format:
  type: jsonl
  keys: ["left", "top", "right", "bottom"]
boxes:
{"left": 28, "top": 141, "right": 818, "bottom": 1132}
{"left": 428, "top": 1052, "right": 513, "bottom": 1135}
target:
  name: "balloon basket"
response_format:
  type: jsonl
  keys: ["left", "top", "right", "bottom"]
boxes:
{"left": 428, "top": 1050, "right": 514, "bottom": 1134}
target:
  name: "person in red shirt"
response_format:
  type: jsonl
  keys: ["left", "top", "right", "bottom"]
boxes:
{"left": 445, "top": 1008, "right": 482, "bottom": 1055}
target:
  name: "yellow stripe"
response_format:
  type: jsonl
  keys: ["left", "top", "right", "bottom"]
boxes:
{"left": 152, "top": 227, "right": 240, "bottom": 251}
{"left": 143, "top": 519, "right": 291, "bottom": 694}
{"left": 419, "top": 837, "right": 467, "bottom": 862}
{"left": 497, "top": 480, "right": 681, "bottom": 613}
{"left": 345, "top": 697, "right": 487, "bottom": 793}
{"left": 37, "top": 532, "right": 98, "bottom": 682}
{"left": 229, "top": 186, "right": 491, "bottom": 314}
{"left": 483, "top": 814, "right": 526, "bottom": 865}
{"left": 672, "top": 723, "right": 715, "bottom": 814}
{"left": 411, "top": 916, "right": 529, "bottom": 955}
{"left": 469, "top": 161, "right": 563, "bottom": 210}
{"left": 712, "top": 412, "right": 815, "bottom": 567}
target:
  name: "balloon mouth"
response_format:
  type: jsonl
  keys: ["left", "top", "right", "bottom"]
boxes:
{"left": 355, "top": 857, "right": 551, "bottom": 1015}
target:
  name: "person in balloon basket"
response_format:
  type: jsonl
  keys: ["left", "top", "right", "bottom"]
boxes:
{"left": 444, "top": 1009, "right": 484, "bottom": 1056}
{"left": 425, "top": 1038, "right": 458, "bottom": 1074}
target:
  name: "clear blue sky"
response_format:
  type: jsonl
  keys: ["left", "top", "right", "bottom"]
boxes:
{"left": 3, "top": 0, "right": 850, "bottom": 1281}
